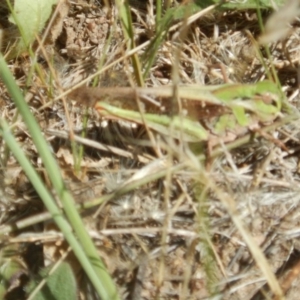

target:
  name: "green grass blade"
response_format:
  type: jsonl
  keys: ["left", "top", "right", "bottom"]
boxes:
{"left": 114, "top": 0, "right": 144, "bottom": 86}
{"left": 0, "top": 118, "right": 115, "bottom": 299}
{"left": 0, "top": 54, "right": 119, "bottom": 300}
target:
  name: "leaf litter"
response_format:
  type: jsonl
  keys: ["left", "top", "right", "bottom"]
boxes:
{"left": 1, "top": 0, "right": 300, "bottom": 299}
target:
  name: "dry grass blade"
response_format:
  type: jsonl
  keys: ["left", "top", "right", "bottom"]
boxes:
{"left": 46, "top": 129, "right": 152, "bottom": 163}
{"left": 210, "top": 179, "right": 284, "bottom": 299}
{"left": 259, "top": 0, "right": 300, "bottom": 44}
{"left": 1, "top": 0, "right": 300, "bottom": 299}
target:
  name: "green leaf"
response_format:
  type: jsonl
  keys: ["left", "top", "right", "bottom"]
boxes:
{"left": 26, "top": 262, "right": 77, "bottom": 300}
{"left": 0, "top": 257, "right": 26, "bottom": 299}
{"left": 7, "top": 0, "right": 58, "bottom": 57}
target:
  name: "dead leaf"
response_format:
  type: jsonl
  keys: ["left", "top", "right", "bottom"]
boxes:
{"left": 46, "top": 0, "right": 70, "bottom": 44}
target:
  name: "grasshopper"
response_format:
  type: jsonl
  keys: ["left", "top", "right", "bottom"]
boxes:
{"left": 69, "top": 81, "right": 282, "bottom": 146}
